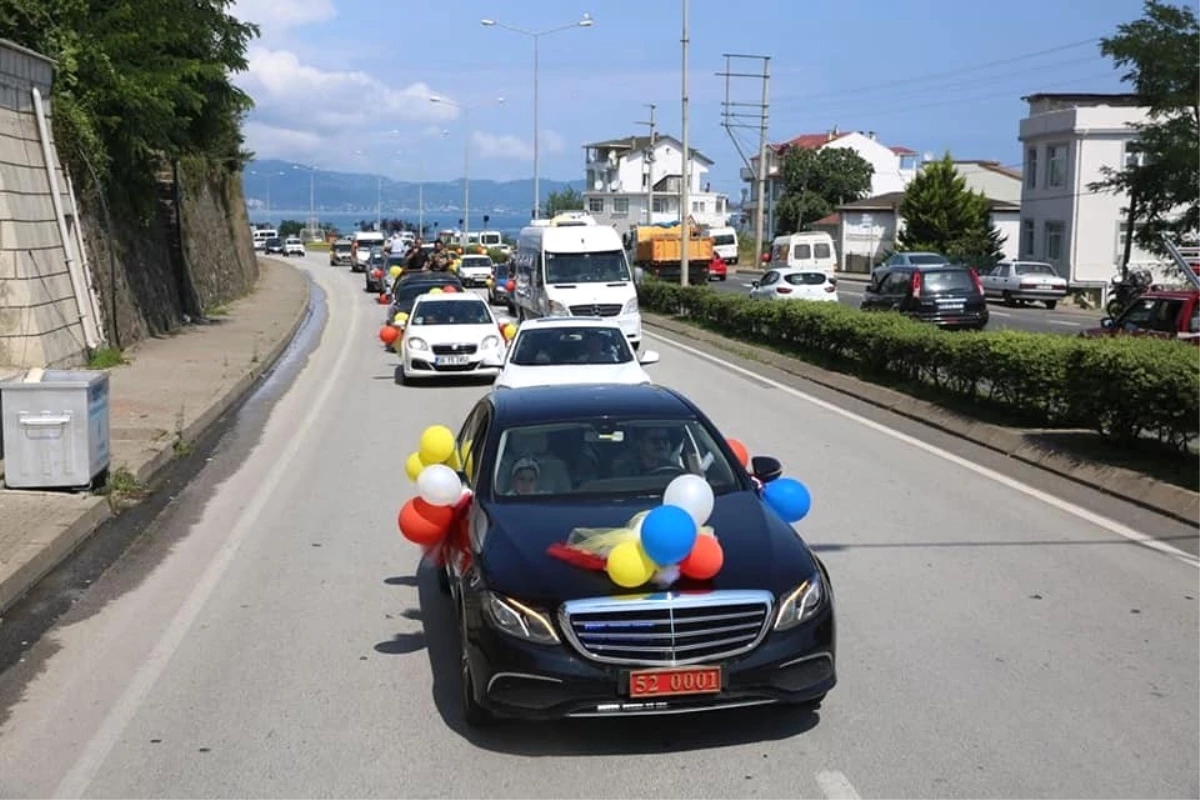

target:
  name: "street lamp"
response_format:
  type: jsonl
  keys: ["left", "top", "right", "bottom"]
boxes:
{"left": 248, "top": 169, "right": 284, "bottom": 222}
{"left": 292, "top": 162, "right": 319, "bottom": 238}
{"left": 415, "top": 131, "right": 449, "bottom": 237}
{"left": 430, "top": 95, "right": 505, "bottom": 246}
{"left": 481, "top": 13, "right": 593, "bottom": 219}
{"left": 353, "top": 149, "right": 383, "bottom": 230}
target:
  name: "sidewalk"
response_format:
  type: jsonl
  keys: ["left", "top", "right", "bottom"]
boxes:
{"left": 0, "top": 259, "right": 311, "bottom": 613}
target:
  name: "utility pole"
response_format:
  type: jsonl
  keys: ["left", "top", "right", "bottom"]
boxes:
{"left": 717, "top": 53, "right": 771, "bottom": 266}
{"left": 636, "top": 103, "right": 657, "bottom": 225}
{"left": 679, "top": 0, "right": 690, "bottom": 286}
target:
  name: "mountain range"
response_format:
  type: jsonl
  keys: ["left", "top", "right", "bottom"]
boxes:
{"left": 243, "top": 159, "right": 585, "bottom": 215}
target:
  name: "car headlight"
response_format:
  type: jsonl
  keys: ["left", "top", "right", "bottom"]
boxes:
{"left": 622, "top": 296, "right": 638, "bottom": 314}
{"left": 773, "top": 571, "right": 824, "bottom": 631}
{"left": 549, "top": 300, "right": 570, "bottom": 316}
{"left": 481, "top": 592, "right": 560, "bottom": 644}
{"left": 481, "top": 335, "right": 500, "bottom": 349}
{"left": 407, "top": 337, "right": 428, "bottom": 351}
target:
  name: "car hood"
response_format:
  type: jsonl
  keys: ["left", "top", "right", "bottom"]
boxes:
{"left": 495, "top": 362, "right": 650, "bottom": 389}
{"left": 476, "top": 490, "right": 817, "bottom": 605}
{"left": 405, "top": 323, "right": 500, "bottom": 345}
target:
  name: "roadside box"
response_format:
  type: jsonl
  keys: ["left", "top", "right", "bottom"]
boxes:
{"left": 0, "top": 369, "right": 111, "bottom": 490}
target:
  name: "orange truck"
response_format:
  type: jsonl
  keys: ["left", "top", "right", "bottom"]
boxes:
{"left": 628, "top": 221, "right": 712, "bottom": 283}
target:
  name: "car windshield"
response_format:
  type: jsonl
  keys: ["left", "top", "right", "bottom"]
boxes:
{"left": 266, "top": 238, "right": 281, "bottom": 246}
{"left": 491, "top": 418, "right": 740, "bottom": 499}
{"left": 410, "top": 299, "right": 492, "bottom": 326}
{"left": 712, "top": 234, "right": 736, "bottom": 246}
{"left": 785, "top": 272, "right": 827, "bottom": 285}
{"left": 394, "top": 283, "right": 447, "bottom": 311}
{"left": 1016, "top": 263, "right": 1057, "bottom": 276}
{"left": 545, "top": 250, "right": 631, "bottom": 284}
{"left": 921, "top": 269, "right": 975, "bottom": 292}
{"left": 510, "top": 327, "right": 633, "bottom": 366}
{"left": 462, "top": 257, "right": 492, "bottom": 268}
{"left": 335, "top": 243, "right": 351, "bottom": 251}
{"left": 387, "top": 255, "right": 405, "bottom": 266}
{"left": 909, "top": 254, "right": 947, "bottom": 264}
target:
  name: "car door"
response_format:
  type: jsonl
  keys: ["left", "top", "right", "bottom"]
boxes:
{"left": 861, "top": 270, "right": 885, "bottom": 309}
{"left": 751, "top": 270, "right": 779, "bottom": 299}
{"left": 981, "top": 264, "right": 1005, "bottom": 295}
{"left": 452, "top": 400, "right": 493, "bottom": 574}
{"left": 881, "top": 271, "right": 912, "bottom": 311}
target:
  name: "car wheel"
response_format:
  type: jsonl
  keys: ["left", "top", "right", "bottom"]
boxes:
{"left": 1044, "top": 300, "right": 1057, "bottom": 310}
{"left": 719, "top": 275, "right": 727, "bottom": 281}
{"left": 1001, "top": 291, "right": 1018, "bottom": 307}
{"left": 459, "top": 606, "right": 494, "bottom": 726}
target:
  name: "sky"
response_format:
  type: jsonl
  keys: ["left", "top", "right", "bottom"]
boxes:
{"left": 230, "top": 0, "right": 1145, "bottom": 195}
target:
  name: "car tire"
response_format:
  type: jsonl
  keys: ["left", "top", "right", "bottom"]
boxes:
{"left": 1002, "top": 291, "right": 1017, "bottom": 307}
{"left": 1044, "top": 300, "right": 1057, "bottom": 310}
{"left": 459, "top": 605, "right": 495, "bottom": 727}
{"left": 719, "top": 275, "right": 727, "bottom": 281}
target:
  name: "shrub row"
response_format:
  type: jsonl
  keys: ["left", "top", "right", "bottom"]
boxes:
{"left": 636, "top": 280, "right": 1200, "bottom": 449}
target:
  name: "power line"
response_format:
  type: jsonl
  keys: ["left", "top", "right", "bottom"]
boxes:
{"left": 718, "top": 53, "right": 770, "bottom": 261}
{"left": 773, "top": 36, "right": 1103, "bottom": 104}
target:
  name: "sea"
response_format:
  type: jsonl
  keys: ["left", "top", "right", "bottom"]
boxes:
{"left": 246, "top": 209, "right": 534, "bottom": 239}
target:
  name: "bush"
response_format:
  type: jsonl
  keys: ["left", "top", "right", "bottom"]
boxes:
{"left": 487, "top": 247, "right": 510, "bottom": 264}
{"left": 637, "top": 280, "right": 1200, "bottom": 448}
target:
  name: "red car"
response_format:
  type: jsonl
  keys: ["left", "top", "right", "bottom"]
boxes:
{"left": 708, "top": 256, "right": 727, "bottom": 282}
{"left": 1082, "top": 289, "right": 1200, "bottom": 343}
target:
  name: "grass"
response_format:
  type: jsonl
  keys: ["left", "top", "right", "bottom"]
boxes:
{"left": 305, "top": 241, "right": 330, "bottom": 251}
{"left": 205, "top": 304, "right": 231, "bottom": 316}
{"left": 87, "top": 347, "right": 126, "bottom": 369}
{"left": 96, "top": 466, "right": 149, "bottom": 511}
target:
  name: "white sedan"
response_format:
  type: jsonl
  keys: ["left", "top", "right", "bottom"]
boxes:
{"left": 399, "top": 294, "right": 507, "bottom": 384}
{"left": 283, "top": 237, "right": 306, "bottom": 257}
{"left": 494, "top": 317, "right": 659, "bottom": 390}
{"left": 749, "top": 268, "right": 839, "bottom": 302}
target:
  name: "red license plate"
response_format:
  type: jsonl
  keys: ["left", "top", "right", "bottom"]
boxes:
{"left": 628, "top": 666, "right": 722, "bottom": 698}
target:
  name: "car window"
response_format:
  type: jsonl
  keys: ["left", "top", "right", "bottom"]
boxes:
{"left": 456, "top": 401, "right": 491, "bottom": 486}
{"left": 909, "top": 254, "right": 947, "bottom": 265}
{"left": 760, "top": 270, "right": 779, "bottom": 286}
{"left": 1120, "top": 298, "right": 1185, "bottom": 333}
{"left": 1015, "top": 263, "right": 1057, "bottom": 276}
{"left": 814, "top": 243, "right": 831, "bottom": 259}
{"left": 920, "top": 269, "right": 975, "bottom": 292}
{"left": 544, "top": 250, "right": 631, "bottom": 284}
{"left": 410, "top": 299, "right": 492, "bottom": 326}
{"left": 509, "top": 327, "right": 633, "bottom": 366}
{"left": 885, "top": 254, "right": 902, "bottom": 266}
{"left": 490, "top": 418, "right": 739, "bottom": 500}
{"left": 1189, "top": 306, "right": 1200, "bottom": 334}
{"left": 712, "top": 234, "right": 736, "bottom": 246}
{"left": 785, "top": 272, "right": 827, "bottom": 286}
{"left": 793, "top": 244, "right": 811, "bottom": 260}
{"left": 771, "top": 244, "right": 788, "bottom": 263}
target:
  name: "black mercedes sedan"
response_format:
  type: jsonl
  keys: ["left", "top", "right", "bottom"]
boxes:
{"left": 439, "top": 383, "right": 835, "bottom": 725}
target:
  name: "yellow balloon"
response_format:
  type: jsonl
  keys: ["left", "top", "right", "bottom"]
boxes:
{"left": 446, "top": 448, "right": 462, "bottom": 471}
{"left": 429, "top": 287, "right": 443, "bottom": 294}
{"left": 389, "top": 265, "right": 403, "bottom": 278}
{"left": 404, "top": 451, "right": 425, "bottom": 482}
{"left": 606, "top": 541, "right": 657, "bottom": 588}
{"left": 418, "top": 425, "right": 455, "bottom": 465}
{"left": 460, "top": 439, "right": 474, "bottom": 480}
{"left": 502, "top": 323, "right": 517, "bottom": 341}
{"left": 393, "top": 311, "right": 407, "bottom": 324}
{"left": 485, "top": 278, "right": 494, "bottom": 288}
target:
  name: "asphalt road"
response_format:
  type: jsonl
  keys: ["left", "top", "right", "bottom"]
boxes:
{"left": 712, "top": 272, "right": 1103, "bottom": 335}
{"left": 0, "top": 252, "right": 1195, "bottom": 799}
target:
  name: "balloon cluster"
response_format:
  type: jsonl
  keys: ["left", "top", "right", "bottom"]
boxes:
{"left": 606, "top": 474, "right": 724, "bottom": 588}
{"left": 725, "top": 435, "right": 811, "bottom": 524}
{"left": 397, "top": 425, "right": 470, "bottom": 547}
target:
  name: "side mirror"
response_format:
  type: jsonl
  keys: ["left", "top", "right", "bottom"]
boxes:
{"left": 639, "top": 349, "right": 660, "bottom": 365}
{"left": 750, "top": 280, "right": 760, "bottom": 289}
{"left": 750, "top": 455, "right": 782, "bottom": 483}
{"left": 1100, "top": 317, "right": 1114, "bottom": 329}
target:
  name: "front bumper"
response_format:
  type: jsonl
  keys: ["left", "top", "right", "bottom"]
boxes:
{"left": 459, "top": 271, "right": 493, "bottom": 287}
{"left": 911, "top": 309, "right": 989, "bottom": 329}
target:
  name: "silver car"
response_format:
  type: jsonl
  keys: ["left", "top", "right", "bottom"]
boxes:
{"left": 979, "top": 261, "right": 1068, "bottom": 309}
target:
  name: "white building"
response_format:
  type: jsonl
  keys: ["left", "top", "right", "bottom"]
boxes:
{"left": 829, "top": 160, "right": 1023, "bottom": 272}
{"left": 741, "top": 128, "right": 920, "bottom": 234}
{"left": 581, "top": 135, "right": 730, "bottom": 230}
{"left": 1018, "top": 92, "right": 1158, "bottom": 285}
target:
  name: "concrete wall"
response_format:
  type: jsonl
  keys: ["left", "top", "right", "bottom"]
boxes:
{"left": 0, "top": 41, "right": 92, "bottom": 368}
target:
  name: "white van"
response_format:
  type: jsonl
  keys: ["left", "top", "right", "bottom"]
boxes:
{"left": 770, "top": 232, "right": 837, "bottom": 274}
{"left": 708, "top": 226, "right": 739, "bottom": 263}
{"left": 477, "top": 229, "right": 509, "bottom": 255}
{"left": 252, "top": 228, "right": 277, "bottom": 251}
{"left": 512, "top": 218, "right": 641, "bottom": 350}
{"left": 351, "top": 231, "right": 386, "bottom": 271}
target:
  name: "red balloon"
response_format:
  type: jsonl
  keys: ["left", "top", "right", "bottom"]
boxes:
{"left": 379, "top": 325, "right": 400, "bottom": 345}
{"left": 727, "top": 438, "right": 750, "bottom": 467}
{"left": 371, "top": 269, "right": 383, "bottom": 279}
{"left": 680, "top": 535, "right": 724, "bottom": 580}
{"left": 505, "top": 279, "right": 516, "bottom": 292}
{"left": 377, "top": 293, "right": 389, "bottom": 304}
{"left": 398, "top": 498, "right": 455, "bottom": 546}
{"left": 442, "top": 285, "right": 458, "bottom": 293}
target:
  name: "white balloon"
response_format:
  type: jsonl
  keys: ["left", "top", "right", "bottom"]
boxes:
{"left": 417, "top": 463, "right": 463, "bottom": 507}
{"left": 663, "top": 474, "right": 714, "bottom": 527}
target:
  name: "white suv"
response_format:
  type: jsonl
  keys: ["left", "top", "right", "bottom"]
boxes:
{"left": 495, "top": 317, "right": 659, "bottom": 390}
{"left": 283, "top": 237, "right": 306, "bottom": 257}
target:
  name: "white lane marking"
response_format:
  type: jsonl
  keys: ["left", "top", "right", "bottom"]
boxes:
{"left": 816, "top": 771, "right": 862, "bottom": 800}
{"left": 645, "top": 330, "right": 1200, "bottom": 568}
{"left": 1050, "top": 319, "right": 1082, "bottom": 327}
{"left": 54, "top": 268, "right": 361, "bottom": 798}
{"left": 990, "top": 311, "right": 1013, "bottom": 318}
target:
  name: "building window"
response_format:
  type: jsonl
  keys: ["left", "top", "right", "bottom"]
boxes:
{"left": 1020, "top": 219, "right": 1035, "bottom": 257}
{"left": 613, "top": 197, "right": 629, "bottom": 215}
{"left": 1025, "top": 148, "right": 1037, "bottom": 189}
{"left": 1046, "top": 143, "right": 1067, "bottom": 188}
{"left": 1121, "top": 139, "right": 1144, "bottom": 168}
{"left": 692, "top": 201, "right": 706, "bottom": 213}
{"left": 652, "top": 197, "right": 668, "bottom": 213}
{"left": 588, "top": 197, "right": 604, "bottom": 213}
{"left": 716, "top": 197, "right": 725, "bottom": 213}
{"left": 642, "top": 172, "right": 649, "bottom": 189}
{"left": 1044, "top": 221, "right": 1065, "bottom": 265}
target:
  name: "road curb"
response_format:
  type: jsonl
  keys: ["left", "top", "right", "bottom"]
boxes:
{"left": 643, "top": 312, "right": 1198, "bottom": 524}
{"left": 0, "top": 261, "right": 313, "bottom": 615}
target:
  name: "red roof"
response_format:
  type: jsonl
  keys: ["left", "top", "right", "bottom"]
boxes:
{"left": 890, "top": 145, "right": 917, "bottom": 155}
{"left": 767, "top": 131, "right": 915, "bottom": 156}
{"left": 814, "top": 212, "right": 841, "bottom": 226}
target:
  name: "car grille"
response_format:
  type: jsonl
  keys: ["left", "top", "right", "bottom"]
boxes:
{"left": 559, "top": 590, "right": 774, "bottom": 666}
{"left": 569, "top": 303, "right": 623, "bottom": 317}
{"left": 432, "top": 343, "right": 477, "bottom": 355}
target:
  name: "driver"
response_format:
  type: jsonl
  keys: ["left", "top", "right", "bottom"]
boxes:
{"left": 613, "top": 426, "right": 678, "bottom": 476}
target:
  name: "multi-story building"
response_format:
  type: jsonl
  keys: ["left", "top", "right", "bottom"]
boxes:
{"left": 1018, "top": 92, "right": 1157, "bottom": 285}
{"left": 581, "top": 135, "right": 730, "bottom": 230}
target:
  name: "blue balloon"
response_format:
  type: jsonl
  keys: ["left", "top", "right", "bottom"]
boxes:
{"left": 763, "top": 478, "right": 811, "bottom": 523}
{"left": 640, "top": 505, "right": 698, "bottom": 565}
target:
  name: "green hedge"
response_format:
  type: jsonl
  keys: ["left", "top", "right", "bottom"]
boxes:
{"left": 637, "top": 281, "right": 1200, "bottom": 449}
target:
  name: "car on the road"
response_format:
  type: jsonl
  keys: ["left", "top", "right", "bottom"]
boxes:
{"left": 330, "top": 238, "right": 353, "bottom": 266}
{"left": 365, "top": 247, "right": 388, "bottom": 293}
{"left": 872, "top": 251, "right": 948, "bottom": 278}
{"left": 708, "top": 258, "right": 728, "bottom": 282}
{"left": 398, "top": 294, "right": 506, "bottom": 384}
{"left": 283, "top": 237, "right": 306, "bottom": 257}
{"left": 489, "top": 262, "right": 515, "bottom": 308}
{"left": 494, "top": 318, "right": 660, "bottom": 389}
{"left": 443, "top": 383, "right": 836, "bottom": 724}
{"left": 264, "top": 237, "right": 284, "bottom": 255}
{"left": 1081, "top": 288, "right": 1200, "bottom": 342}
{"left": 387, "top": 273, "right": 467, "bottom": 323}
{"left": 978, "top": 261, "right": 1068, "bottom": 309}
{"left": 749, "top": 268, "right": 838, "bottom": 302}
{"left": 861, "top": 265, "right": 988, "bottom": 330}
{"left": 458, "top": 254, "right": 495, "bottom": 288}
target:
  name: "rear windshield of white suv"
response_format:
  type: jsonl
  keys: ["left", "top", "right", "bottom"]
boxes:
{"left": 785, "top": 272, "right": 828, "bottom": 285}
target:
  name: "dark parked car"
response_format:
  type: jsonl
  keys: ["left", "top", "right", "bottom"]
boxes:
{"left": 442, "top": 384, "right": 836, "bottom": 724}
{"left": 861, "top": 265, "right": 988, "bottom": 330}
{"left": 364, "top": 247, "right": 388, "bottom": 293}
{"left": 264, "top": 237, "right": 284, "bottom": 255}
{"left": 387, "top": 273, "right": 465, "bottom": 322}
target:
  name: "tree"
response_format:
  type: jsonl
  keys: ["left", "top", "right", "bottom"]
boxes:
{"left": 896, "top": 153, "right": 1006, "bottom": 268}
{"left": 1088, "top": 1, "right": 1199, "bottom": 258}
{"left": 278, "top": 219, "right": 304, "bottom": 237}
{"left": 774, "top": 147, "right": 874, "bottom": 234}
{"left": 543, "top": 187, "right": 584, "bottom": 217}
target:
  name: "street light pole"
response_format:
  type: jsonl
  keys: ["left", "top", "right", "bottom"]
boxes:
{"left": 679, "top": 0, "right": 690, "bottom": 286}
{"left": 431, "top": 96, "right": 504, "bottom": 247}
{"left": 481, "top": 14, "right": 593, "bottom": 219}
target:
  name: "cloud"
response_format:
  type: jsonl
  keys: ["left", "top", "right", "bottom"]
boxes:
{"left": 541, "top": 129, "right": 566, "bottom": 155}
{"left": 232, "top": 0, "right": 336, "bottom": 30}
{"left": 242, "top": 121, "right": 324, "bottom": 162}
{"left": 472, "top": 131, "right": 534, "bottom": 161}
